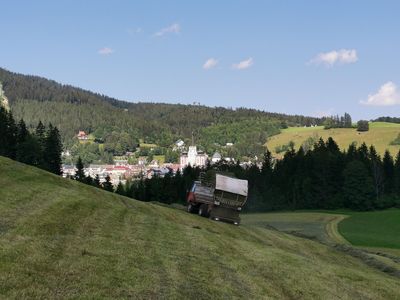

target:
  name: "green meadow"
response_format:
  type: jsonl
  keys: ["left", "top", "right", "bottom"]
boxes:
{"left": 267, "top": 122, "right": 400, "bottom": 157}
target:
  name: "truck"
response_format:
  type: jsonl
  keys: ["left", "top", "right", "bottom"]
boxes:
{"left": 186, "top": 171, "right": 248, "bottom": 225}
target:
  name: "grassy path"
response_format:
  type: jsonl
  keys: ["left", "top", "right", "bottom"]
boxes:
{"left": 325, "top": 214, "right": 350, "bottom": 245}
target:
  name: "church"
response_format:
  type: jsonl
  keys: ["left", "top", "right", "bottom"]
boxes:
{"left": 180, "top": 146, "right": 208, "bottom": 169}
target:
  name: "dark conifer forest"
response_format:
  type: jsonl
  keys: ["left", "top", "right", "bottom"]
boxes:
{"left": 122, "top": 139, "right": 400, "bottom": 212}
{"left": 0, "top": 107, "right": 62, "bottom": 175}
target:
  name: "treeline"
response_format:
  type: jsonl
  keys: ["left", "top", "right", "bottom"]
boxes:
{"left": 323, "top": 113, "right": 352, "bottom": 129}
{"left": 373, "top": 116, "right": 400, "bottom": 124}
{"left": 0, "top": 106, "right": 62, "bottom": 174}
{"left": 106, "top": 137, "right": 400, "bottom": 211}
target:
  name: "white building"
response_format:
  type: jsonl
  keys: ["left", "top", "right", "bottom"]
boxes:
{"left": 211, "top": 152, "right": 222, "bottom": 163}
{"left": 180, "top": 146, "right": 208, "bottom": 168}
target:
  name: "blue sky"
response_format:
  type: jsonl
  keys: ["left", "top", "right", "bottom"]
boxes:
{"left": 1, "top": 1, "right": 400, "bottom": 120}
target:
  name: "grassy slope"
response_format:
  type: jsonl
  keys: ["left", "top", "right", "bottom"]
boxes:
{"left": 267, "top": 122, "right": 400, "bottom": 157}
{"left": 1, "top": 158, "right": 400, "bottom": 299}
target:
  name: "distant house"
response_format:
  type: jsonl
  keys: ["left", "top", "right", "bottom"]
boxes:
{"left": 77, "top": 131, "right": 89, "bottom": 140}
{"left": 173, "top": 139, "right": 185, "bottom": 151}
{"left": 226, "top": 142, "right": 234, "bottom": 147}
{"left": 62, "top": 165, "right": 76, "bottom": 178}
{"left": 175, "top": 139, "right": 185, "bottom": 148}
{"left": 211, "top": 152, "right": 222, "bottom": 163}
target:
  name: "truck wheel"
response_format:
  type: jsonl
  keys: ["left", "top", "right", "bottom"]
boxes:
{"left": 187, "top": 203, "right": 198, "bottom": 214}
{"left": 198, "top": 204, "right": 209, "bottom": 218}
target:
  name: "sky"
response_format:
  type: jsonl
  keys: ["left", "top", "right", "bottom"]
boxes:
{"left": 1, "top": 0, "right": 400, "bottom": 120}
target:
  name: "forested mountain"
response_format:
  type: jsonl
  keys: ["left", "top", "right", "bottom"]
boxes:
{"left": 0, "top": 67, "right": 322, "bottom": 155}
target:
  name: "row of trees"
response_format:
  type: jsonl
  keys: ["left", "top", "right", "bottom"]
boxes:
{"left": 0, "top": 107, "right": 62, "bottom": 174}
{"left": 323, "top": 113, "right": 352, "bottom": 129}
{"left": 114, "top": 137, "right": 400, "bottom": 211}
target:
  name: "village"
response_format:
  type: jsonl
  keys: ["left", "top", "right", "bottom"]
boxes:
{"left": 62, "top": 131, "right": 238, "bottom": 186}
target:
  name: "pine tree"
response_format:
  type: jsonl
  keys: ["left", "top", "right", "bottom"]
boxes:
{"left": 382, "top": 150, "right": 394, "bottom": 194}
{"left": 115, "top": 182, "right": 125, "bottom": 196}
{"left": 102, "top": 175, "right": 114, "bottom": 192}
{"left": 343, "top": 160, "right": 374, "bottom": 210}
{"left": 369, "top": 145, "right": 383, "bottom": 202}
{"left": 0, "top": 107, "right": 16, "bottom": 158}
{"left": 35, "top": 121, "right": 46, "bottom": 168}
{"left": 15, "top": 119, "right": 33, "bottom": 164}
{"left": 394, "top": 150, "right": 400, "bottom": 194}
{"left": 93, "top": 174, "right": 101, "bottom": 188}
{"left": 344, "top": 113, "right": 352, "bottom": 128}
{"left": 44, "top": 124, "right": 63, "bottom": 175}
{"left": 74, "top": 156, "right": 86, "bottom": 182}
{"left": 0, "top": 108, "right": 17, "bottom": 159}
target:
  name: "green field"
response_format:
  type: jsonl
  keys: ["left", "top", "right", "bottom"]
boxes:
{"left": 242, "top": 210, "right": 400, "bottom": 271}
{"left": 267, "top": 122, "right": 400, "bottom": 157}
{"left": 1, "top": 157, "right": 400, "bottom": 298}
{"left": 338, "top": 209, "right": 400, "bottom": 249}
{"left": 243, "top": 210, "right": 400, "bottom": 250}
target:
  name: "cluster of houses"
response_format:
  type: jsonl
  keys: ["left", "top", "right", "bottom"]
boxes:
{"left": 62, "top": 162, "right": 181, "bottom": 186}
{"left": 64, "top": 131, "right": 239, "bottom": 186}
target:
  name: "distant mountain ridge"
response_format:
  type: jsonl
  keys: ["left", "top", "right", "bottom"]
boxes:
{"left": 0, "top": 67, "right": 322, "bottom": 152}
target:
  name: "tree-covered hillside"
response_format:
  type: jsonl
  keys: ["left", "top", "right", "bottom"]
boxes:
{"left": 0, "top": 67, "right": 322, "bottom": 157}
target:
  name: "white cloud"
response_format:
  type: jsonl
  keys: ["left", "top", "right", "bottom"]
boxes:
{"left": 361, "top": 81, "right": 400, "bottom": 106}
{"left": 203, "top": 58, "right": 218, "bottom": 70}
{"left": 310, "top": 49, "right": 358, "bottom": 67}
{"left": 128, "top": 27, "right": 142, "bottom": 35}
{"left": 155, "top": 23, "right": 180, "bottom": 37}
{"left": 98, "top": 47, "right": 114, "bottom": 55}
{"left": 232, "top": 57, "right": 253, "bottom": 70}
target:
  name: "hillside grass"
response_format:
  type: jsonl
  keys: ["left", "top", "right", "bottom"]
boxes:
{"left": 267, "top": 122, "right": 400, "bottom": 157}
{"left": 1, "top": 157, "right": 400, "bottom": 298}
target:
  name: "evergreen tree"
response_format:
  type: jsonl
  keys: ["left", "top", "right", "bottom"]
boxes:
{"left": 93, "top": 174, "right": 101, "bottom": 188}
{"left": 394, "top": 150, "right": 400, "bottom": 194}
{"left": 382, "top": 150, "right": 395, "bottom": 194}
{"left": 74, "top": 156, "right": 86, "bottom": 182}
{"left": 115, "top": 181, "right": 125, "bottom": 196}
{"left": 344, "top": 113, "right": 352, "bottom": 128}
{"left": 102, "top": 175, "right": 114, "bottom": 192}
{"left": 0, "top": 107, "right": 17, "bottom": 159}
{"left": 35, "top": 121, "right": 46, "bottom": 167}
{"left": 44, "top": 124, "right": 63, "bottom": 175}
{"left": 369, "top": 145, "right": 384, "bottom": 202}
{"left": 343, "top": 161, "right": 374, "bottom": 210}
{"left": 357, "top": 120, "right": 369, "bottom": 132}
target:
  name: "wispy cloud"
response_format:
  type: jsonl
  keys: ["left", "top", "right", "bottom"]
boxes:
{"left": 203, "top": 58, "right": 218, "bottom": 70}
{"left": 309, "top": 49, "right": 358, "bottom": 67}
{"left": 360, "top": 82, "right": 400, "bottom": 106}
{"left": 127, "top": 27, "right": 143, "bottom": 35}
{"left": 232, "top": 57, "right": 253, "bottom": 70}
{"left": 98, "top": 47, "right": 114, "bottom": 55}
{"left": 154, "top": 23, "right": 180, "bottom": 37}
